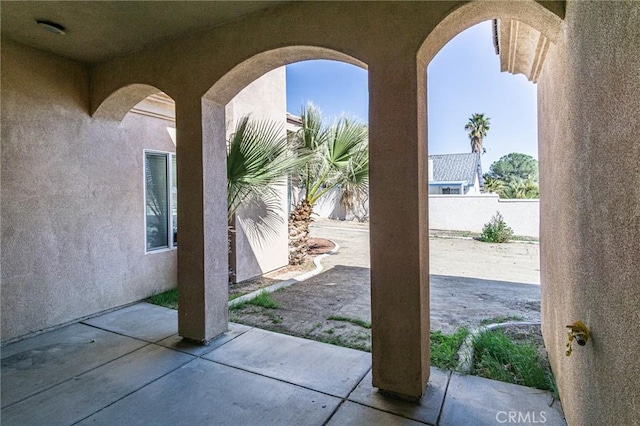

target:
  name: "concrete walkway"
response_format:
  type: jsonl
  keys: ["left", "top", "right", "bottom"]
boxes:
{"left": 2, "top": 303, "right": 565, "bottom": 425}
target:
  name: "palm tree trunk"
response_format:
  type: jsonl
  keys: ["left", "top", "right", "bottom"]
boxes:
{"left": 288, "top": 199, "right": 313, "bottom": 265}
{"left": 228, "top": 221, "right": 237, "bottom": 283}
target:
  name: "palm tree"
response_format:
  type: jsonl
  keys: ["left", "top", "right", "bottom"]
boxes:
{"left": 227, "top": 116, "right": 302, "bottom": 280}
{"left": 288, "top": 103, "right": 369, "bottom": 264}
{"left": 465, "top": 113, "right": 491, "bottom": 154}
{"left": 498, "top": 178, "right": 539, "bottom": 199}
{"left": 483, "top": 175, "right": 504, "bottom": 194}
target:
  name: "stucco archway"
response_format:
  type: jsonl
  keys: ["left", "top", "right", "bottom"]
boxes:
{"left": 203, "top": 46, "right": 366, "bottom": 104}
{"left": 177, "top": 45, "right": 369, "bottom": 344}
{"left": 91, "top": 83, "right": 176, "bottom": 122}
{"left": 418, "top": 1, "right": 562, "bottom": 66}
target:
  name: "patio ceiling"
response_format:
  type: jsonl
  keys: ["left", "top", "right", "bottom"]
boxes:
{"left": 0, "top": 1, "right": 288, "bottom": 64}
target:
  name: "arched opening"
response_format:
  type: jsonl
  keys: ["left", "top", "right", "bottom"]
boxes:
{"left": 93, "top": 85, "right": 179, "bottom": 254}
{"left": 173, "top": 46, "right": 370, "bottom": 346}
{"left": 226, "top": 59, "right": 372, "bottom": 352}
{"left": 202, "top": 46, "right": 366, "bottom": 105}
{"left": 419, "top": 0, "right": 562, "bottom": 398}
{"left": 92, "top": 83, "right": 175, "bottom": 122}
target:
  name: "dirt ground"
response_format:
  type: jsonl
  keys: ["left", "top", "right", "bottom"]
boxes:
{"left": 230, "top": 219, "right": 541, "bottom": 351}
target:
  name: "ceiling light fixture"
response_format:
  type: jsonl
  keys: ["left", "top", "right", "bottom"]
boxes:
{"left": 36, "top": 20, "right": 66, "bottom": 35}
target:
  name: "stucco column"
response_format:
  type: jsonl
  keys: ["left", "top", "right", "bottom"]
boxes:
{"left": 174, "top": 95, "right": 228, "bottom": 342}
{"left": 369, "top": 57, "right": 430, "bottom": 398}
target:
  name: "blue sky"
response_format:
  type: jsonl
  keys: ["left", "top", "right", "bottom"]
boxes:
{"left": 285, "top": 20, "right": 538, "bottom": 170}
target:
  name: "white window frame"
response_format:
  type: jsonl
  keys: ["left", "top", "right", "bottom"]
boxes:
{"left": 144, "top": 150, "right": 177, "bottom": 253}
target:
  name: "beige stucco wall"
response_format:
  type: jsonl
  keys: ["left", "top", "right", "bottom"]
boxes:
{"left": 538, "top": 1, "right": 640, "bottom": 424}
{"left": 1, "top": 40, "right": 177, "bottom": 342}
{"left": 6, "top": 0, "right": 639, "bottom": 415}
{"left": 226, "top": 67, "right": 289, "bottom": 283}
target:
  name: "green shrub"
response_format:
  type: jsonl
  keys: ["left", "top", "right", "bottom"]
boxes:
{"left": 480, "top": 212, "right": 513, "bottom": 243}
{"left": 430, "top": 328, "right": 469, "bottom": 370}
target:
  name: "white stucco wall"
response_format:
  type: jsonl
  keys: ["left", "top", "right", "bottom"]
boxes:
{"left": 428, "top": 194, "right": 539, "bottom": 237}
{"left": 226, "top": 68, "right": 288, "bottom": 283}
{"left": 311, "top": 190, "right": 538, "bottom": 237}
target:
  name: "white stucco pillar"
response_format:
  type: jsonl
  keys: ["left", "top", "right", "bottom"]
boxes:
{"left": 369, "top": 56, "right": 430, "bottom": 398}
{"left": 174, "top": 94, "right": 229, "bottom": 342}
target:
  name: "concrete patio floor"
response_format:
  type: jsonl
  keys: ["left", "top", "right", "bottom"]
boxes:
{"left": 1, "top": 303, "right": 565, "bottom": 425}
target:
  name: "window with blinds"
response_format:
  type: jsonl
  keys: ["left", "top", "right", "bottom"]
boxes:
{"left": 144, "top": 151, "right": 177, "bottom": 251}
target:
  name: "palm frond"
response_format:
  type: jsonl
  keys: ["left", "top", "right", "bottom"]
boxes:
{"left": 227, "top": 116, "right": 300, "bottom": 222}
{"left": 308, "top": 117, "right": 368, "bottom": 203}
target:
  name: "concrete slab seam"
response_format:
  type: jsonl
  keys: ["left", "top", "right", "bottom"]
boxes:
{"left": 198, "top": 355, "right": 356, "bottom": 400}
{"left": 334, "top": 367, "right": 439, "bottom": 425}
{"left": 1, "top": 341, "right": 156, "bottom": 410}
{"left": 69, "top": 353, "right": 198, "bottom": 425}
{"left": 340, "top": 369, "right": 439, "bottom": 425}
{"left": 228, "top": 240, "right": 340, "bottom": 308}
{"left": 434, "top": 370, "right": 454, "bottom": 426}
{"left": 172, "top": 324, "right": 255, "bottom": 356}
{"left": 323, "top": 366, "right": 374, "bottom": 425}
{"left": 79, "top": 320, "right": 174, "bottom": 345}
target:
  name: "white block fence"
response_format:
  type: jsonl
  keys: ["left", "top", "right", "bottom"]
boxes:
{"left": 305, "top": 190, "right": 539, "bottom": 238}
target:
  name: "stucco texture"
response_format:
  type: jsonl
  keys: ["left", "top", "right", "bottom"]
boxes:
{"left": 1, "top": 40, "right": 177, "bottom": 341}
{"left": 538, "top": 2, "right": 640, "bottom": 425}
{"left": 3, "top": 0, "right": 639, "bottom": 417}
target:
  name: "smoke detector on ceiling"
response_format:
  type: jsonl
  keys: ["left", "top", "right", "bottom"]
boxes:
{"left": 36, "top": 20, "right": 66, "bottom": 36}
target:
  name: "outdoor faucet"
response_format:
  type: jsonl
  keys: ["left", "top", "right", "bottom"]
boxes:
{"left": 565, "top": 321, "right": 590, "bottom": 356}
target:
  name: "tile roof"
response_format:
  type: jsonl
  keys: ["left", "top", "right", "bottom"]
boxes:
{"left": 429, "top": 152, "right": 482, "bottom": 184}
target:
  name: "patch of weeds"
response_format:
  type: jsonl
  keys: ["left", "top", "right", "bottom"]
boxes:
{"left": 229, "top": 292, "right": 246, "bottom": 301}
{"left": 147, "top": 289, "right": 178, "bottom": 310}
{"left": 480, "top": 211, "right": 514, "bottom": 243}
{"left": 247, "top": 290, "right": 280, "bottom": 309}
{"left": 229, "top": 300, "right": 247, "bottom": 311}
{"left": 430, "top": 328, "right": 469, "bottom": 370}
{"left": 479, "top": 315, "right": 524, "bottom": 326}
{"left": 307, "top": 322, "right": 322, "bottom": 334}
{"left": 473, "top": 329, "right": 557, "bottom": 395}
{"left": 264, "top": 311, "right": 283, "bottom": 324}
{"left": 355, "top": 333, "right": 370, "bottom": 341}
{"left": 230, "top": 290, "right": 280, "bottom": 311}
{"left": 325, "top": 328, "right": 335, "bottom": 335}
{"left": 461, "top": 231, "right": 471, "bottom": 238}
{"left": 327, "top": 315, "right": 371, "bottom": 329}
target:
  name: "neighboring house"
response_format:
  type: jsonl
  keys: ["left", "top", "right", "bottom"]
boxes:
{"left": 428, "top": 153, "right": 484, "bottom": 195}
{"left": 286, "top": 112, "right": 303, "bottom": 133}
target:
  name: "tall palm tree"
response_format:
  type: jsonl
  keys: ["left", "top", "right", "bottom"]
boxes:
{"left": 465, "top": 113, "right": 491, "bottom": 154}
{"left": 227, "top": 116, "right": 302, "bottom": 280}
{"left": 289, "top": 103, "right": 369, "bottom": 264}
